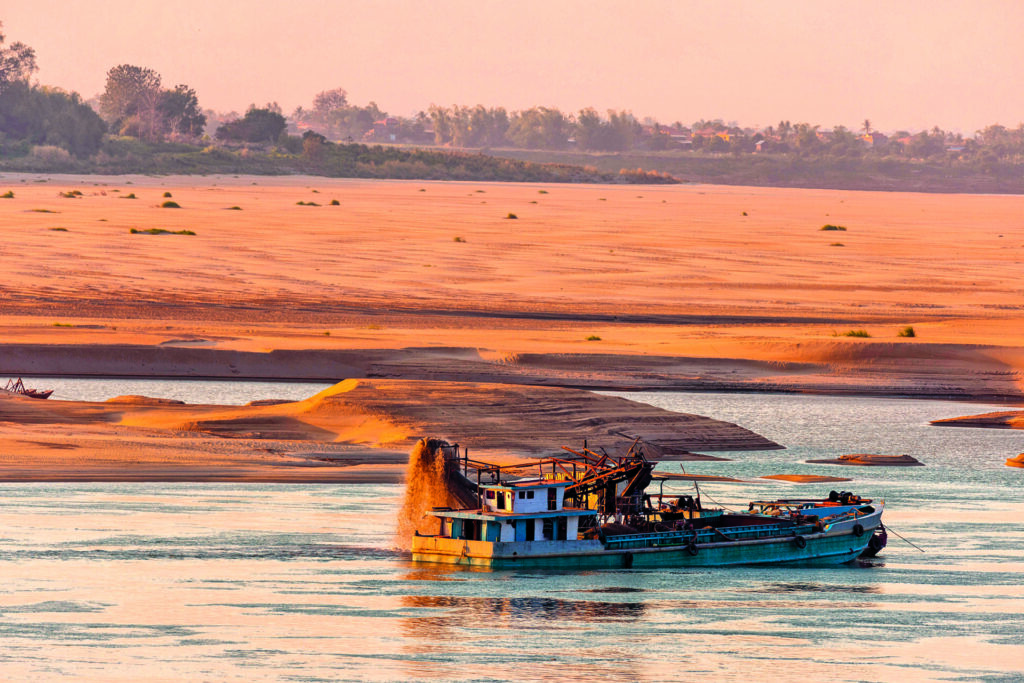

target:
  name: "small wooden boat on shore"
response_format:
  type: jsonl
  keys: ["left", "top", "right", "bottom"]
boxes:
{"left": 411, "top": 441, "right": 884, "bottom": 569}
{"left": 3, "top": 378, "right": 53, "bottom": 399}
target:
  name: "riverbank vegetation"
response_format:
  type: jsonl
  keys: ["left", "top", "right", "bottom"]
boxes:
{"left": 2, "top": 24, "right": 1024, "bottom": 190}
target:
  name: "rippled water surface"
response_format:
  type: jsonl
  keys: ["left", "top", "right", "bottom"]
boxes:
{"left": 2, "top": 389, "right": 1023, "bottom": 681}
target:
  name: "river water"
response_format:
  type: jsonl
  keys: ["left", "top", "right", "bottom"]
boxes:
{"left": 2, "top": 382, "right": 1023, "bottom": 681}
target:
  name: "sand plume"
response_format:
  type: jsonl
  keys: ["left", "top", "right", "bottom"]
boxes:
{"left": 396, "top": 438, "right": 478, "bottom": 549}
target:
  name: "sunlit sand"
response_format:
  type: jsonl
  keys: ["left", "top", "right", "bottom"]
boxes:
{"left": 2, "top": 174, "right": 1023, "bottom": 479}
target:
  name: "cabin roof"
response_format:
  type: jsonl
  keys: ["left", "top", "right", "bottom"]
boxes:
{"left": 482, "top": 478, "right": 569, "bottom": 491}
{"left": 428, "top": 507, "right": 595, "bottom": 522}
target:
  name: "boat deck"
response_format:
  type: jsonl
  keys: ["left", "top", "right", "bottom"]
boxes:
{"left": 604, "top": 520, "right": 814, "bottom": 550}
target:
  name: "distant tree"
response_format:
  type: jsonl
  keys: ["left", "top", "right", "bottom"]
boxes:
{"left": 215, "top": 105, "right": 286, "bottom": 143}
{"left": 793, "top": 122, "right": 820, "bottom": 152}
{"left": 862, "top": 119, "right": 872, "bottom": 136}
{"left": 157, "top": 84, "right": 206, "bottom": 139}
{"left": 464, "top": 105, "right": 509, "bottom": 147}
{"left": 705, "top": 134, "right": 729, "bottom": 153}
{"left": 573, "top": 107, "right": 602, "bottom": 149}
{"left": 645, "top": 123, "right": 672, "bottom": 151}
{"left": 428, "top": 104, "right": 454, "bottom": 145}
{"left": 313, "top": 88, "right": 348, "bottom": 116}
{"left": 301, "top": 129, "right": 327, "bottom": 160}
{"left": 777, "top": 120, "right": 792, "bottom": 141}
{"left": 829, "top": 125, "right": 863, "bottom": 156}
{"left": 293, "top": 89, "right": 383, "bottom": 140}
{"left": 0, "top": 22, "right": 37, "bottom": 90}
{"left": 0, "top": 81, "right": 105, "bottom": 156}
{"left": 906, "top": 130, "right": 945, "bottom": 158}
{"left": 99, "top": 64, "right": 163, "bottom": 140}
{"left": 574, "top": 108, "right": 637, "bottom": 151}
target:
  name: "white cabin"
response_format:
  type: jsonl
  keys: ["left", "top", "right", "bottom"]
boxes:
{"left": 482, "top": 479, "right": 566, "bottom": 514}
{"left": 429, "top": 478, "right": 594, "bottom": 545}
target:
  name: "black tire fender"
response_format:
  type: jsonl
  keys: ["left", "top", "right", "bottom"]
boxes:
{"left": 852, "top": 523, "right": 865, "bottom": 537}
{"left": 793, "top": 535, "right": 807, "bottom": 549}
{"left": 685, "top": 541, "right": 699, "bottom": 556}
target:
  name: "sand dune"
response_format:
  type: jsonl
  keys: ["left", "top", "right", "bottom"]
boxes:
{"left": 0, "top": 379, "right": 777, "bottom": 481}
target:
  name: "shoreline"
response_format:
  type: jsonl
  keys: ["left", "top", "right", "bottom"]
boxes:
{"left": 3, "top": 342, "right": 1022, "bottom": 404}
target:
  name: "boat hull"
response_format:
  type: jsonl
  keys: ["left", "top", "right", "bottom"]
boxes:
{"left": 412, "top": 525, "right": 877, "bottom": 570}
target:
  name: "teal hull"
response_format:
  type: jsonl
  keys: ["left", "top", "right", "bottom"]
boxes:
{"left": 412, "top": 528, "right": 873, "bottom": 570}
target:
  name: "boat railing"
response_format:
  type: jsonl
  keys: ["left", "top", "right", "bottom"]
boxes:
{"left": 603, "top": 521, "right": 818, "bottom": 550}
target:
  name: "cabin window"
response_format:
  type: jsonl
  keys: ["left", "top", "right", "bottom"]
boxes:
{"left": 547, "top": 487, "right": 557, "bottom": 511}
{"left": 485, "top": 490, "right": 495, "bottom": 500}
{"left": 527, "top": 491, "right": 534, "bottom": 499}
{"left": 542, "top": 518, "right": 553, "bottom": 540}
{"left": 497, "top": 492, "right": 507, "bottom": 510}
{"left": 526, "top": 519, "right": 535, "bottom": 541}
{"left": 557, "top": 518, "right": 567, "bottom": 541}
{"left": 518, "top": 491, "right": 525, "bottom": 499}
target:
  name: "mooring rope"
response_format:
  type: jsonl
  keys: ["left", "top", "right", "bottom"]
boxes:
{"left": 886, "top": 525, "right": 925, "bottom": 552}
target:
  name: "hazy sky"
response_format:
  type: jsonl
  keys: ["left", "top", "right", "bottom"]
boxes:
{"left": 6, "top": 0, "right": 1024, "bottom": 133}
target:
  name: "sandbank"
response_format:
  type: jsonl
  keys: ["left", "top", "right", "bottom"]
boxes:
{"left": 0, "top": 176, "right": 1023, "bottom": 402}
{"left": 2, "top": 175, "right": 1024, "bottom": 480}
{"left": 931, "top": 410, "right": 1024, "bottom": 429}
{"left": 0, "top": 380, "right": 776, "bottom": 482}
{"left": 806, "top": 454, "right": 924, "bottom": 467}
{"left": 760, "top": 474, "right": 853, "bottom": 483}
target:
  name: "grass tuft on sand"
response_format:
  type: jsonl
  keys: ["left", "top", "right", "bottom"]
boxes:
{"left": 130, "top": 228, "right": 195, "bottom": 236}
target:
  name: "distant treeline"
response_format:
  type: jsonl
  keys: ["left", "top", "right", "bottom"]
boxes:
{"left": 4, "top": 24, "right": 1024, "bottom": 190}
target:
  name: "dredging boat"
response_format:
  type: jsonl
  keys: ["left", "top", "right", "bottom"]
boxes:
{"left": 410, "top": 440, "right": 884, "bottom": 569}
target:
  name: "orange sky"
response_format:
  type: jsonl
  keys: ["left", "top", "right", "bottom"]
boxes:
{"left": 6, "top": 0, "right": 1024, "bottom": 133}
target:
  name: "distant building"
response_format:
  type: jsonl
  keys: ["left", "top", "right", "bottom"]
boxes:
{"left": 365, "top": 117, "right": 401, "bottom": 142}
{"left": 861, "top": 132, "right": 888, "bottom": 148}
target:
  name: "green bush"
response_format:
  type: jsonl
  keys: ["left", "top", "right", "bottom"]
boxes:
{"left": 163, "top": 191, "right": 173, "bottom": 198}
{"left": 129, "top": 228, "right": 195, "bottom": 235}
{"left": 586, "top": 335, "right": 602, "bottom": 341}
{"left": 842, "top": 329, "right": 870, "bottom": 337}
{"left": 898, "top": 326, "right": 916, "bottom": 338}
{"left": 160, "top": 200, "right": 181, "bottom": 208}
{"left": 1, "top": 190, "right": 13, "bottom": 198}
{"left": 821, "top": 224, "right": 847, "bottom": 231}
{"left": 506, "top": 212, "right": 518, "bottom": 219}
